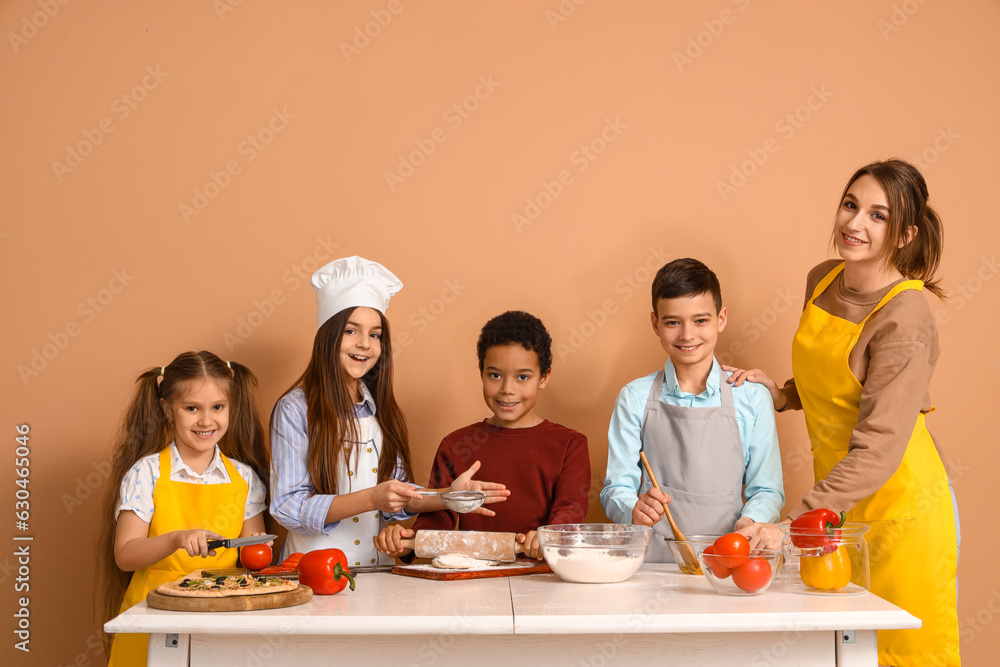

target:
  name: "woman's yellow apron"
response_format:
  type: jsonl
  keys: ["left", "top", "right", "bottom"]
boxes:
{"left": 109, "top": 449, "right": 248, "bottom": 666}
{"left": 791, "top": 264, "right": 959, "bottom": 666}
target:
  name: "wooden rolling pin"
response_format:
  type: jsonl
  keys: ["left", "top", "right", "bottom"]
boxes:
{"left": 400, "top": 530, "right": 527, "bottom": 562}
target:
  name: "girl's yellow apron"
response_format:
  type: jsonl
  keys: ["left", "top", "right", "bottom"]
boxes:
{"left": 791, "top": 264, "right": 959, "bottom": 667}
{"left": 109, "top": 448, "right": 248, "bottom": 666}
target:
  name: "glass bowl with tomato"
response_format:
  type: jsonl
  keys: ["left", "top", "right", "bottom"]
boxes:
{"left": 779, "top": 519, "right": 871, "bottom": 596}
{"left": 698, "top": 546, "right": 783, "bottom": 596}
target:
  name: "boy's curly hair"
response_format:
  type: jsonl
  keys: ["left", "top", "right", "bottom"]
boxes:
{"left": 476, "top": 310, "right": 553, "bottom": 375}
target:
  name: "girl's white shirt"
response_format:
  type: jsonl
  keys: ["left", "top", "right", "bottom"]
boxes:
{"left": 116, "top": 441, "right": 266, "bottom": 523}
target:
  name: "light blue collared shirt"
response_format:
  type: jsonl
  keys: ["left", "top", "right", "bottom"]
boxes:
{"left": 601, "top": 357, "right": 785, "bottom": 526}
{"left": 269, "top": 384, "right": 414, "bottom": 536}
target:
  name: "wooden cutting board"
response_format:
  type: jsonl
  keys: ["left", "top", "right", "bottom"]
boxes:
{"left": 146, "top": 583, "right": 312, "bottom": 612}
{"left": 392, "top": 560, "right": 551, "bottom": 581}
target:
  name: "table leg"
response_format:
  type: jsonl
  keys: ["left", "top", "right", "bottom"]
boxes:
{"left": 835, "top": 630, "right": 878, "bottom": 666}
{"left": 147, "top": 632, "right": 190, "bottom": 666}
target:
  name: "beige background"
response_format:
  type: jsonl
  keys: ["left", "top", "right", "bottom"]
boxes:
{"left": 2, "top": 1, "right": 998, "bottom": 664}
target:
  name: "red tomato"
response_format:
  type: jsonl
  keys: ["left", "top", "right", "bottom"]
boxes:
{"left": 240, "top": 543, "right": 272, "bottom": 571}
{"left": 732, "top": 557, "right": 772, "bottom": 593}
{"left": 713, "top": 533, "right": 750, "bottom": 569}
{"left": 702, "top": 545, "right": 732, "bottom": 579}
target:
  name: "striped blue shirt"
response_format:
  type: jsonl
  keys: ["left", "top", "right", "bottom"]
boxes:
{"left": 269, "top": 384, "right": 413, "bottom": 535}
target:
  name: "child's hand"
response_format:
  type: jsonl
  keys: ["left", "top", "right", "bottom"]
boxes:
{"left": 721, "top": 365, "right": 784, "bottom": 408}
{"left": 517, "top": 531, "right": 543, "bottom": 560}
{"left": 174, "top": 529, "right": 224, "bottom": 558}
{"left": 450, "top": 460, "right": 511, "bottom": 516}
{"left": 631, "top": 488, "right": 671, "bottom": 527}
{"left": 735, "top": 518, "right": 785, "bottom": 551}
{"left": 370, "top": 479, "right": 423, "bottom": 513}
{"left": 374, "top": 524, "right": 414, "bottom": 557}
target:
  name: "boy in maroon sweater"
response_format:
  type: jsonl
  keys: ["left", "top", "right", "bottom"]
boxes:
{"left": 374, "top": 310, "right": 591, "bottom": 559}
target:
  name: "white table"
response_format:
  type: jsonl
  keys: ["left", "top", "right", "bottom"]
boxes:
{"left": 105, "top": 564, "right": 920, "bottom": 666}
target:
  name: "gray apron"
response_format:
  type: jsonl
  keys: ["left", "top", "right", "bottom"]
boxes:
{"left": 639, "top": 367, "right": 744, "bottom": 562}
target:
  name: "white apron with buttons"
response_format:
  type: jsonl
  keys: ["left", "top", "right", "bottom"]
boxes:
{"left": 283, "top": 414, "right": 390, "bottom": 567}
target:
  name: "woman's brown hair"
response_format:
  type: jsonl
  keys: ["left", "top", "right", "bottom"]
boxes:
{"left": 272, "top": 307, "right": 413, "bottom": 496}
{"left": 836, "top": 158, "right": 945, "bottom": 298}
{"left": 96, "top": 351, "right": 268, "bottom": 656}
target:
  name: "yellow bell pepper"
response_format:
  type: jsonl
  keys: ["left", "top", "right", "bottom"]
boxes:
{"left": 800, "top": 545, "right": 851, "bottom": 590}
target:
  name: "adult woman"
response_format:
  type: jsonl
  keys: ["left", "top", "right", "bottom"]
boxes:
{"left": 729, "top": 160, "right": 959, "bottom": 666}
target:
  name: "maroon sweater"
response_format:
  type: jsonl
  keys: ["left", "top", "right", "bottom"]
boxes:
{"left": 413, "top": 419, "right": 591, "bottom": 533}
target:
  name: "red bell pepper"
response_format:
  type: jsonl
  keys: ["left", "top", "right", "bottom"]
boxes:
{"left": 296, "top": 549, "right": 356, "bottom": 595}
{"left": 790, "top": 508, "right": 846, "bottom": 553}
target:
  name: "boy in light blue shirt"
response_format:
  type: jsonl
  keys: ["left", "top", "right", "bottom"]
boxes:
{"left": 600, "top": 258, "right": 784, "bottom": 562}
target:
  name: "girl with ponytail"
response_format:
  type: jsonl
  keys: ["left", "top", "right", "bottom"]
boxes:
{"left": 97, "top": 351, "right": 270, "bottom": 665}
{"left": 727, "top": 159, "right": 959, "bottom": 665}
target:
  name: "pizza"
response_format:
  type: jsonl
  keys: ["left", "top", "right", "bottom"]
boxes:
{"left": 157, "top": 572, "right": 298, "bottom": 598}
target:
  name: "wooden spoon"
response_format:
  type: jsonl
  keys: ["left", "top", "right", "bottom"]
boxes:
{"left": 639, "top": 452, "right": 701, "bottom": 574}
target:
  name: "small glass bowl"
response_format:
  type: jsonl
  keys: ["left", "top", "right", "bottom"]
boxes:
{"left": 697, "top": 548, "right": 783, "bottom": 596}
{"left": 663, "top": 535, "right": 721, "bottom": 575}
{"left": 779, "top": 522, "right": 870, "bottom": 595}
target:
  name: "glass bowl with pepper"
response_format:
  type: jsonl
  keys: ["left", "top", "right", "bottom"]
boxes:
{"left": 779, "top": 510, "right": 871, "bottom": 596}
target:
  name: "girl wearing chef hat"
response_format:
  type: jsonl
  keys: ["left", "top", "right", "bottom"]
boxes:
{"left": 98, "top": 351, "right": 270, "bottom": 665}
{"left": 727, "top": 160, "right": 959, "bottom": 666}
{"left": 269, "top": 256, "right": 506, "bottom": 567}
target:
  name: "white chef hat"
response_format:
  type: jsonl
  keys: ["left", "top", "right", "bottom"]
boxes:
{"left": 311, "top": 256, "right": 403, "bottom": 330}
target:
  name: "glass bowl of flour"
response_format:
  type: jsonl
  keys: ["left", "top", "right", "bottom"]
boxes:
{"left": 537, "top": 524, "right": 652, "bottom": 583}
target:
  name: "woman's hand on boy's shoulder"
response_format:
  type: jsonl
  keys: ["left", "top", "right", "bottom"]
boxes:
{"left": 721, "top": 365, "right": 785, "bottom": 408}
{"left": 374, "top": 524, "right": 414, "bottom": 558}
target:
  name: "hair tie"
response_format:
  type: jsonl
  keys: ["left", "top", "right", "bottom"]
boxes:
{"left": 226, "top": 360, "right": 232, "bottom": 371}
{"left": 160, "top": 366, "right": 166, "bottom": 377}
